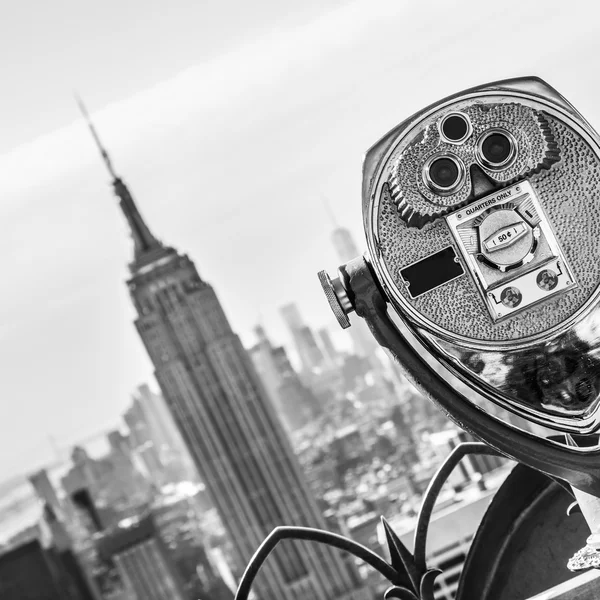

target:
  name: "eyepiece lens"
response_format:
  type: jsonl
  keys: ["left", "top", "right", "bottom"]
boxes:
{"left": 481, "top": 132, "right": 513, "bottom": 165}
{"left": 441, "top": 115, "right": 469, "bottom": 142}
{"left": 429, "top": 157, "right": 459, "bottom": 189}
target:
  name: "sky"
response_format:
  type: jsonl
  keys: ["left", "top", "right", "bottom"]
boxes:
{"left": 1, "top": 0, "right": 600, "bottom": 480}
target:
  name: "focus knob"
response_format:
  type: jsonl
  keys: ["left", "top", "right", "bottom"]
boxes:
{"left": 317, "top": 270, "right": 352, "bottom": 329}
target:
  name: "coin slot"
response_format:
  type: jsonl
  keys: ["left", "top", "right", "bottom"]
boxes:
{"left": 400, "top": 247, "right": 464, "bottom": 298}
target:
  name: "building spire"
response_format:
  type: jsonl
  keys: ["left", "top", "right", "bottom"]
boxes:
{"left": 76, "top": 94, "right": 163, "bottom": 261}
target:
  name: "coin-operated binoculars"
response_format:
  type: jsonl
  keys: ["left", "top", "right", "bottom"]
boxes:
{"left": 318, "top": 77, "right": 600, "bottom": 572}
{"left": 235, "top": 78, "right": 600, "bottom": 600}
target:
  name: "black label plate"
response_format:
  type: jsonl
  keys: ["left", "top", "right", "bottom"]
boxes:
{"left": 400, "top": 247, "right": 464, "bottom": 299}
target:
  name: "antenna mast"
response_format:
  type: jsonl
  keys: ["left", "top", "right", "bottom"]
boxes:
{"left": 75, "top": 93, "right": 118, "bottom": 180}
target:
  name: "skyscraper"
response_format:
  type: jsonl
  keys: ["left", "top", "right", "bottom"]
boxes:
{"left": 0, "top": 504, "right": 100, "bottom": 600}
{"left": 80, "top": 102, "right": 366, "bottom": 600}
{"left": 280, "top": 303, "right": 327, "bottom": 373}
{"left": 0, "top": 537, "right": 95, "bottom": 600}
{"left": 250, "top": 325, "right": 320, "bottom": 432}
{"left": 29, "top": 470, "right": 105, "bottom": 600}
{"left": 316, "top": 327, "right": 339, "bottom": 367}
{"left": 124, "top": 384, "right": 199, "bottom": 484}
{"left": 331, "top": 226, "right": 361, "bottom": 264}
{"left": 96, "top": 515, "right": 187, "bottom": 600}
{"left": 151, "top": 489, "right": 233, "bottom": 600}
{"left": 249, "top": 325, "right": 284, "bottom": 411}
{"left": 61, "top": 442, "right": 153, "bottom": 524}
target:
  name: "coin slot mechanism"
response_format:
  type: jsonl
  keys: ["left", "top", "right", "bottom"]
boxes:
{"left": 445, "top": 181, "right": 577, "bottom": 321}
{"left": 483, "top": 222, "right": 528, "bottom": 252}
{"left": 400, "top": 247, "right": 464, "bottom": 299}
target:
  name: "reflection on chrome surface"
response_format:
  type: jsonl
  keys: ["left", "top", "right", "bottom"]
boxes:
{"left": 422, "top": 307, "right": 600, "bottom": 436}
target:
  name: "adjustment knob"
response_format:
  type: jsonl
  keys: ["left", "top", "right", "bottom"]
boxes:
{"left": 317, "top": 270, "right": 352, "bottom": 329}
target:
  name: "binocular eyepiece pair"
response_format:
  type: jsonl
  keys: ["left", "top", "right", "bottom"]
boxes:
{"left": 424, "top": 114, "right": 517, "bottom": 196}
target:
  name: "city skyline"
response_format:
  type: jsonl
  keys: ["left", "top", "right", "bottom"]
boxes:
{"left": 1, "top": 0, "right": 600, "bottom": 482}
{"left": 98, "top": 96, "right": 369, "bottom": 598}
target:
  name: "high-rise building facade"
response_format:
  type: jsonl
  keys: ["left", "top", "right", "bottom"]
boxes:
{"left": 132, "top": 384, "right": 194, "bottom": 462}
{"left": 29, "top": 467, "right": 132, "bottom": 600}
{"left": 81, "top": 104, "right": 366, "bottom": 600}
{"left": 97, "top": 515, "right": 187, "bottom": 600}
{"left": 0, "top": 528, "right": 98, "bottom": 600}
{"left": 151, "top": 491, "right": 233, "bottom": 600}
{"left": 315, "top": 327, "right": 339, "bottom": 367}
{"left": 270, "top": 345, "right": 320, "bottom": 427}
{"left": 280, "top": 303, "right": 327, "bottom": 373}
{"left": 250, "top": 325, "right": 319, "bottom": 432}
{"left": 0, "top": 538, "right": 78, "bottom": 600}
{"left": 331, "top": 226, "right": 361, "bottom": 264}
{"left": 28, "top": 470, "right": 105, "bottom": 600}
{"left": 124, "top": 384, "right": 199, "bottom": 484}
{"left": 249, "top": 325, "right": 284, "bottom": 410}
{"left": 61, "top": 443, "right": 152, "bottom": 523}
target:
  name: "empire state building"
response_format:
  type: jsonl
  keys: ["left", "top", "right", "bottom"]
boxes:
{"left": 79, "top": 103, "right": 367, "bottom": 600}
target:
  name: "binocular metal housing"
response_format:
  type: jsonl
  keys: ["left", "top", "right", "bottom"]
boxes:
{"left": 319, "top": 77, "right": 600, "bottom": 558}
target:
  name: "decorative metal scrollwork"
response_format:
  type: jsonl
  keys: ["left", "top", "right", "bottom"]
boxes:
{"left": 235, "top": 442, "right": 506, "bottom": 600}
